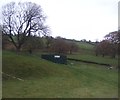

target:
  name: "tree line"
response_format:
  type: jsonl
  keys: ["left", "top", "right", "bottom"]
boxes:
{"left": 1, "top": 2, "right": 79, "bottom": 55}
{"left": 2, "top": 34, "right": 79, "bottom": 54}
{"left": 1, "top": 2, "right": 119, "bottom": 58}
{"left": 95, "top": 31, "right": 119, "bottom": 58}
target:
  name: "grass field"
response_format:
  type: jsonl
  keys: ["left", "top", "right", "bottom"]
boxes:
{"left": 68, "top": 41, "right": 118, "bottom": 67}
{"left": 76, "top": 41, "right": 94, "bottom": 50}
{"left": 2, "top": 51, "right": 118, "bottom": 98}
{"left": 68, "top": 53, "right": 118, "bottom": 67}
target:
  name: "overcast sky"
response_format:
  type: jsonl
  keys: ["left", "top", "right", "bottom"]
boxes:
{"left": 0, "top": 0, "right": 119, "bottom": 41}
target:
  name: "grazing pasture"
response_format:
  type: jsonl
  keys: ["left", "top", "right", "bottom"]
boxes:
{"left": 2, "top": 51, "right": 118, "bottom": 98}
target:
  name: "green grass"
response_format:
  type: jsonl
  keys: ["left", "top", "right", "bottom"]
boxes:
{"left": 2, "top": 51, "right": 72, "bottom": 79}
{"left": 68, "top": 53, "right": 118, "bottom": 67}
{"left": 3, "top": 75, "right": 118, "bottom": 98}
{"left": 76, "top": 42, "right": 94, "bottom": 50}
{"left": 2, "top": 51, "right": 118, "bottom": 98}
{"left": 75, "top": 41, "right": 95, "bottom": 55}
{"left": 70, "top": 41, "right": 118, "bottom": 67}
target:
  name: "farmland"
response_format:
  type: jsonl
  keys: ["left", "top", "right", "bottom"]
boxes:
{"left": 1, "top": 1, "right": 119, "bottom": 99}
{"left": 2, "top": 46, "right": 118, "bottom": 98}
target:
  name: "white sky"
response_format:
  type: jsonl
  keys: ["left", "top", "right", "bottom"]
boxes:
{"left": 0, "top": 0, "right": 119, "bottom": 41}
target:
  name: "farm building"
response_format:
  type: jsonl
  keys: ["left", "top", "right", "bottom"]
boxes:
{"left": 41, "top": 54, "right": 67, "bottom": 64}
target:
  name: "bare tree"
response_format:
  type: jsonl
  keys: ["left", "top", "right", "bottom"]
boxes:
{"left": 118, "top": 30, "right": 120, "bottom": 55}
{"left": 22, "top": 36, "right": 44, "bottom": 54}
{"left": 95, "top": 40, "right": 109, "bottom": 57}
{"left": 50, "top": 37, "right": 69, "bottom": 54}
{"left": 95, "top": 40, "right": 117, "bottom": 58}
{"left": 104, "top": 31, "right": 118, "bottom": 57}
{"left": 2, "top": 2, "right": 49, "bottom": 52}
{"left": 68, "top": 42, "right": 79, "bottom": 54}
{"left": 45, "top": 36, "right": 54, "bottom": 49}
{"left": 104, "top": 31, "right": 119, "bottom": 44}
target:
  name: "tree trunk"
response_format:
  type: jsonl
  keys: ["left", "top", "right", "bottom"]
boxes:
{"left": 102, "top": 54, "right": 104, "bottom": 57}
{"left": 16, "top": 46, "right": 21, "bottom": 54}
{"left": 95, "top": 52, "right": 98, "bottom": 56}
{"left": 28, "top": 49, "right": 32, "bottom": 54}
{"left": 111, "top": 54, "right": 115, "bottom": 58}
{"left": 70, "top": 50, "right": 72, "bottom": 54}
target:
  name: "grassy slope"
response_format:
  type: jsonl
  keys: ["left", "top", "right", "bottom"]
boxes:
{"left": 68, "top": 54, "right": 118, "bottom": 67}
{"left": 68, "top": 41, "right": 118, "bottom": 67}
{"left": 2, "top": 51, "right": 118, "bottom": 98}
{"left": 2, "top": 51, "right": 72, "bottom": 79}
{"left": 76, "top": 41, "right": 94, "bottom": 50}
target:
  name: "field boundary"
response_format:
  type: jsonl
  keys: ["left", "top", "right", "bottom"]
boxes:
{"left": 67, "top": 58, "right": 111, "bottom": 67}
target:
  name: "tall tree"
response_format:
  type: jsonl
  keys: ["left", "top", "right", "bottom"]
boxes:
{"left": 50, "top": 37, "right": 69, "bottom": 54}
{"left": 95, "top": 40, "right": 117, "bottom": 58}
{"left": 22, "top": 36, "right": 44, "bottom": 54}
{"left": 45, "top": 36, "right": 54, "bottom": 49}
{"left": 118, "top": 30, "right": 120, "bottom": 55}
{"left": 68, "top": 42, "right": 79, "bottom": 54}
{"left": 2, "top": 2, "right": 49, "bottom": 51}
{"left": 104, "top": 31, "right": 119, "bottom": 44}
{"left": 104, "top": 31, "right": 118, "bottom": 57}
{"left": 0, "top": 26, "right": 2, "bottom": 49}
